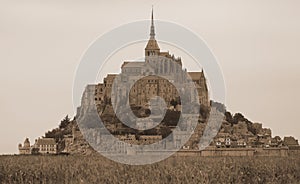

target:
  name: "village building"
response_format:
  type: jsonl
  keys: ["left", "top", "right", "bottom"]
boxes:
{"left": 18, "top": 138, "right": 31, "bottom": 155}
{"left": 283, "top": 136, "right": 299, "bottom": 148}
{"left": 139, "top": 135, "right": 162, "bottom": 144}
{"left": 117, "top": 134, "right": 137, "bottom": 145}
{"left": 237, "top": 139, "right": 247, "bottom": 148}
{"left": 19, "top": 137, "right": 58, "bottom": 154}
{"left": 269, "top": 136, "right": 282, "bottom": 147}
{"left": 33, "top": 138, "right": 57, "bottom": 154}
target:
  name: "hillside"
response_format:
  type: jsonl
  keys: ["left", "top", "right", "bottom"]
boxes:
{"left": 39, "top": 101, "right": 299, "bottom": 155}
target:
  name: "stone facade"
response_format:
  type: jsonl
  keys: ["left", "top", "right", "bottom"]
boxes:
{"left": 18, "top": 138, "right": 31, "bottom": 155}
{"left": 19, "top": 137, "right": 57, "bottom": 154}
{"left": 33, "top": 138, "right": 57, "bottom": 154}
{"left": 283, "top": 136, "right": 299, "bottom": 148}
{"left": 92, "top": 10, "right": 209, "bottom": 110}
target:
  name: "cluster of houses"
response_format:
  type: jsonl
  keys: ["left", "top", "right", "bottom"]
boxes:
{"left": 18, "top": 124, "right": 82, "bottom": 155}
{"left": 213, "top": 136, "right": 299, "bottom": 149}
{"left": 18, "top": 137, "right": 57, "bottom": 155}
{"left": 18, "top": 131, "right": 300, "bottom": 155}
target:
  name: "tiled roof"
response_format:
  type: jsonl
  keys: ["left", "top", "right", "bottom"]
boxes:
{"left": 283, "top": 136, "right": 299, "bottom": 146}
{"left": 36, "top": 138, "right": 56, "bottom": 145}
{"left": 145, "top": 39, "right": 160, "bottom": 50}
{"left": 122, "top": 61, "right": 145, "bottom": 68}
{"left": 188, "top": 72, "right": 204, "bottom": 80}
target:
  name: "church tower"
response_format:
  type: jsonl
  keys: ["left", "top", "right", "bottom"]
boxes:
{"left": 145, "top": 8, "right": 160, "bottom": 57}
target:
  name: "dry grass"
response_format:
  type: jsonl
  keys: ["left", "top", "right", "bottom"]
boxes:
{"left": 0, "top": 155, "right": 299, "bottom": 184}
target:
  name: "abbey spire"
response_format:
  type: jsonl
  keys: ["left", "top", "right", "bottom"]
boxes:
{"left": 150, "top": 7, "right": 155, "bottom": 39}
{"left": 145, "top": 7, "right": 160, "bottom": 56}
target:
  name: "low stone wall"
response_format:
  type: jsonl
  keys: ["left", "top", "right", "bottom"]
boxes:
{"left": 288, "top": 149, "right": 300, "bottom": 156}
{"left": 174, "top": 147, "right": 291, "bottom": 157}
{"left": 201, "top": 148, "right": 255, "bottom": 157}
{"left": 174, "top": 148, "right": 255, "bottom": 157}
{"left": 254, "top": 147, "right": 288, "bottom": 157}
{"left": 110, "top": 147, "right": 296, "bottom": 157}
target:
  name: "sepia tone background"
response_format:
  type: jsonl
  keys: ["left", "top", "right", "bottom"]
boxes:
{"left": 0, "top": 0, "right": 299, "bottom": 154}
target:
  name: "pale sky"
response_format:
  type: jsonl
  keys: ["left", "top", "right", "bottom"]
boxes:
{"left": 1, "top": 0, "right": 300, "bottom": 154}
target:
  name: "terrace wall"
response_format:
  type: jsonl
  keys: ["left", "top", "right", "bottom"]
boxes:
{"left": 173, "top": 147, "right": 290, "bottom": 157}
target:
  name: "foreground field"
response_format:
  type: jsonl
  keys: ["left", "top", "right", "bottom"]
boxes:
{"left": 0, "top": 155, "right": 299, "bottom": 184}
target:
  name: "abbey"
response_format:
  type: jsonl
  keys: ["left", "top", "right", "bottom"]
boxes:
{"left": 93, "top": 9, "right": 209, "bottom": 109}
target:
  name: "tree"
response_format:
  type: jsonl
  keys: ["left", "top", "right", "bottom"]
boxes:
{"left": 225, "top": 111, "right": 233, "bottom": 124}
{"left": 59, "top": 115, "right": 71, "bottom": 129}
{"left": 232, "top": 113, "right": 245, "bottom": 124}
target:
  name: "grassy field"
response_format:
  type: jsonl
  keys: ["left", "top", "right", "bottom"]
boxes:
{"left": 0, "top": 155, "right": 299, "bottom": 184}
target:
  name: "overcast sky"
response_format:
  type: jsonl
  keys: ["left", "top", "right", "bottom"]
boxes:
{"left": 1, "top": 0, "right": 300, "bottom": 154}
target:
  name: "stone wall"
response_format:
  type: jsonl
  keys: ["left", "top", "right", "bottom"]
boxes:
{"left": 129, "top": 147, "right": 292, "bottom": 157}
{"left": 171, "top": 147, "right": 290, "bottom": 157}
{"left": 254, "top": 147, "right": 288, "bottom": 157}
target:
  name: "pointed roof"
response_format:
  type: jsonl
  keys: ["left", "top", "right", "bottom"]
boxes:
{"left": 24, "top": 138, "right": 30, "bottom": 144}
{"left": 150, "top": 6, "right": 155, "bottom": 40}
{"left": 145, "top": 7, "right": 160, "bottom": 51}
